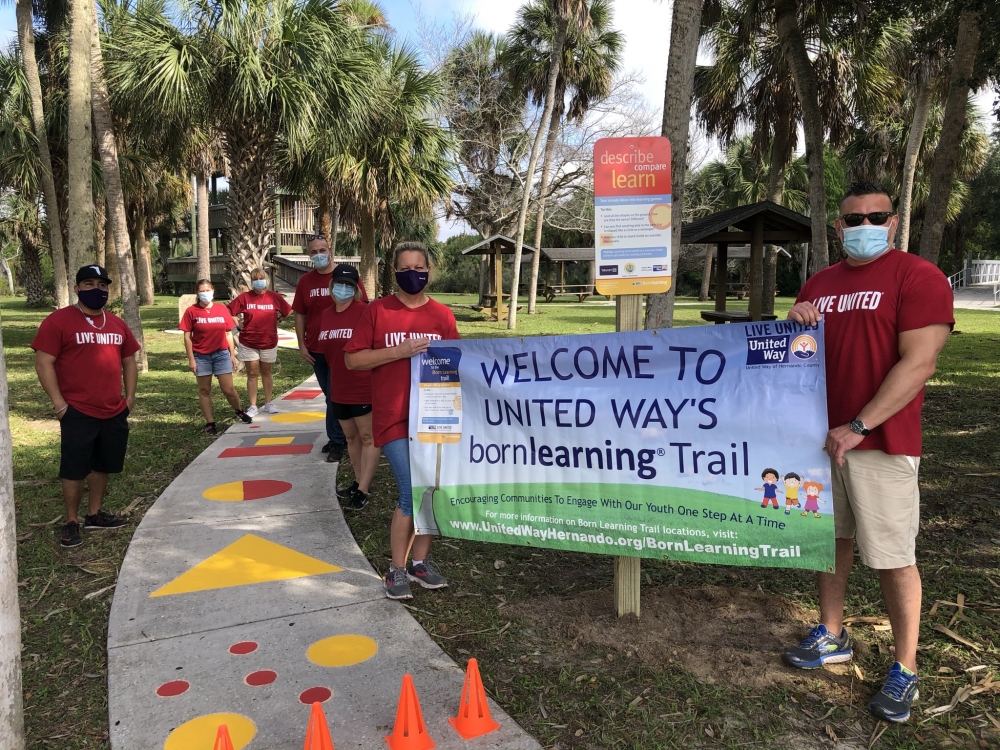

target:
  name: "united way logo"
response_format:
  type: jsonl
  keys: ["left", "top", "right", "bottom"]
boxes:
{"left": 624, "top": 263, "right": 636, "bottom": 273}
{"left": 791, "top": 335, "right": 817, "bottom": 360}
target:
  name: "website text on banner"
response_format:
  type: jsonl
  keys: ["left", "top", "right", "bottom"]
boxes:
{"left": 594, "top": 136, "right": 672, "bottom": 296}
{"left": 408, "top": 321, "right": 835, "bottom": 572}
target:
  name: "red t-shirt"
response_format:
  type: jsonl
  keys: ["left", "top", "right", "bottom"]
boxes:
{"left": 179, "top": 303, "right": 237, "bottom": 354}
{"left": 316, "top": 302, "right": 373, "bottom": 405}
{"left": 344, "top": 296, "right": 460, "bottom": 447}
{"left": 30, "top": 306, "right": 140, "bottom": 418}
{"left": 228, "top": 290, "right": 292, "bottom": 350}
{"left": 797, "top": 249, "right": 954, "bottom": 456}
{"left": 291, "top": 269, "right": 368, "bottom": 351}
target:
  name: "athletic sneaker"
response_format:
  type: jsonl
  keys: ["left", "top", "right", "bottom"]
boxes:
{"left": 868, "top": 663, "right": 919, "bottom": 722}
{"left": 245, "top": 405, "right": 259, "bottom": 417}
{"left": 385, "top": 567, "right": 413, "bottom": 600}
{"left": 60, "top": 521, "right": 82, "bottom": 548}
{"left": 235, "top": 409, "right": 253, "bottom": 424}
{"left": 327, "top": 443, "right": 346, "bottom": 462}
{"left": 84, "top": 510, "right": 127, "bottom": 531}
{"left": 344, "top": 489, "right": 369, "bottom": 510}
{"left": 406, "top": 560, "right": 448, "bottom": 589}
{"left": 264, "top": 402, "right": 279, "bottom": 414}
{"left": 783, "top": 624, "right": 853, "bottom": 669}
{"left": 338, "top": 480, "right": 359, "bottom": 498}
{"left": 321, "top": 442, "right": 332, "bottom": 453}
{"left": 204, "top": 422, "right": 218, "bottom": 435}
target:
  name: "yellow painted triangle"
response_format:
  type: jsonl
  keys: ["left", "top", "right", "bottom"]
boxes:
{"left": 150, "top": 534, "right": 343, "bottom": 597}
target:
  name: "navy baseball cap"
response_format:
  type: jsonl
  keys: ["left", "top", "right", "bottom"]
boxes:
{"left": 330, "top": 264, "right": 360, "bottom": 286}
{"left": 76, "top": 264, "right": 112, "bottom": 284}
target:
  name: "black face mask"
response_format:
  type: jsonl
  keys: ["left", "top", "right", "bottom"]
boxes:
{"left": 78, "top": 287, "right": 109, "bottom": 310}
{"left": 395, "top": 269, "right": 429, "bottom": 294}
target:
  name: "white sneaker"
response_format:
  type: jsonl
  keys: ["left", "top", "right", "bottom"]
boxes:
{"left": 264, "top": 402, "right": 279, "bottom": 414}
{"left": 245, "top": 405, "right": 259, "bottom": 417}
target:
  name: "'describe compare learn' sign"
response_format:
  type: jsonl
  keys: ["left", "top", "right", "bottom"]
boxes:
{"left": 409, "top": 321, "right": 836, "bottom": 573}
{"left": 593, "top": 136, "right": 672, "bottom": 296}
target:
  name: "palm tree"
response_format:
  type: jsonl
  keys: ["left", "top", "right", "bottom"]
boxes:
{"left": 506, "top": 0, "right": 590, "bottom": 330}
{"left": 326, "top": 42, "right": 452, "bottom": 295}
{"left": 897, "top": 51, "right": 940, "bottom": 252}
{"left": 505, "top": 0, "right": 623, "bottom": 314}
{"left": 14, "top": 0, "right": 69, "bottom": 307}
{"left": 104, "top": 0, "right": 374, "bottom": 292}
{"left": 645, "top": 0, "right": 703, "bottom": 330}
{"left": 90, "top": 7, "right": 147, "bottom": 371}
{"left": 67, "top": 0, "right": 94, "bottom": 276}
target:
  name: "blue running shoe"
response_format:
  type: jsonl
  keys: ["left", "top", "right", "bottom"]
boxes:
{"left": 868, "top": 662, "right": 919, "bottom": 722}
{"left": 783, "top": 624, "right": 853, "bottom": 669}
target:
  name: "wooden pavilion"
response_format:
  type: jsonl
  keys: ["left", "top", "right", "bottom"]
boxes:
{"left": 462, "top": 234, "right": 536, "bottom": 322}
{"left": 680, "top": 200, "right": 836, "bottom": 323}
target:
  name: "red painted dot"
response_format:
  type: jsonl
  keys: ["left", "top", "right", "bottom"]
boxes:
{"left": 229, "top": 641, "right": 258, "bottom": 655}
{"left": 156, "top": 680, "right": 189, "bottom": 697}
{"left": 299, "top": 686, "right": 332, "bottom": 704}
{"left": 245, "top": 670, "right": 277, "bottom": 687}
{"left": 249, "top": 425, "right": 260, "bottom": 429}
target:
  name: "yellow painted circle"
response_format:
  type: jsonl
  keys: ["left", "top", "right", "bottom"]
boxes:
{"left": 269, "top": 411, "right": 326, "bottom": 424}
{"left": 163, "top": 713, "right": 255, "bottom": 750}
{"left": 648, "top": 203, "right": 672, "bottom": 230}
{"left": 202, "top": 481, "right": 245, "bottom": 501}
{"left": 307, "top": 634, "right": 378, "bottom": 667}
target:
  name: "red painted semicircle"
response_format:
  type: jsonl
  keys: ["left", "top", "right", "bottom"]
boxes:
{"left": 241, "top": 480, "right": 293, "bottom": 501}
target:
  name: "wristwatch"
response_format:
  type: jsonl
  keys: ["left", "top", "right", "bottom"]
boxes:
{"left": 849, "top": 418, "right": 871, "bottom": 436}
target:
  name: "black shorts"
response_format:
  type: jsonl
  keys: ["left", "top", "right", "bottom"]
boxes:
{"left": 330, "top": 402, "right": 372, "bottom": 420}
{"left": 59, "top": 405, "right": 130, "bottom": 480}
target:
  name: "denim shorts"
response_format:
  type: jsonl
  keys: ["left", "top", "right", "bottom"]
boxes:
{"left": 194, "top": 349, "right": 233, "bottom": 377}
{"left": 382, "top": 438, "right": 413, "bottom": 516}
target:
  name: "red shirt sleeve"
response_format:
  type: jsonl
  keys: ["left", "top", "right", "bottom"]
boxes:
{"left": 178, "top": 306, "right": 195, "bottom": 332}
{"left": 227, "top": 294, "right": 244, "bottom": 316}
{"left": 277, "top": 293, "right": 293, "bottom": 317}
{"left": 344, "top": 303, "right": 376, "bottom": 353}
{"left": 291, "top": 277, "right": 308, "bottom": 314}
{"left": 897, "top": 261, "right": 955, "bottom": 332}
{"left": 221, "top": 307, "right": 237, "bottom": 329}
{"left": 30, "top": 315, "right": 63, "bottom": 357}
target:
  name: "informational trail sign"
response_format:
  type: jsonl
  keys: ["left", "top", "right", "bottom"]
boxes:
{"left": 593, "top": 136, "right": 672, "bottom": 296}
{"left": 409, "top": 321, "right": 835, "bottom": 572}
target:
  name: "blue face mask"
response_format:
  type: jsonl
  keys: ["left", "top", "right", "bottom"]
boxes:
{"left": 841, "top": 225, "right": 890, "bottom": 261}
{"left": 198, "top": 290, "right": 214, "bottom": 304}
{"left": 332, "top": 283, "right": 356, "bottom": 303}
{"left": 252, "top": 279, "right": 267, "bottom": 291}
{"left": 311, "top": 252, "right": 331, "bottom": 269}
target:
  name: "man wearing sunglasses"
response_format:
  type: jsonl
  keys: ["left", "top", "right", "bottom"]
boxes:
{"left": 783, "top": 182, "right": 953, "bottom": 723}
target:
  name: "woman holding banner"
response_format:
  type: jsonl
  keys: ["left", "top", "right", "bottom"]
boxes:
{"left": 345, "top": 242, "right": 459, "bottom": 601}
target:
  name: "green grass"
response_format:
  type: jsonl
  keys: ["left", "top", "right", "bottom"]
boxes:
{"left": 6, "top": 294, "right": 1000, "bottom": 749}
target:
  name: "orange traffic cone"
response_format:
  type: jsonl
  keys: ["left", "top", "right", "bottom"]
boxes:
{"left": 448, "top": 658, "right": 501, "bottom": 740}
{"left": 304, "top": 701, "right": 335, "bottom": 750}
{"left": 213, "top": 724, "right": 235, "bottom": 750}
{"left": 385, "top": 674, "right": 435, "bottom": 750}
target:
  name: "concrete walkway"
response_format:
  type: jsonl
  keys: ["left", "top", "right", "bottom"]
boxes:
{"left": 107, "top": 377, "right": 540, "bottom": 750}
{"left": 954, "top": 285, "right": 999, "bottom": 310}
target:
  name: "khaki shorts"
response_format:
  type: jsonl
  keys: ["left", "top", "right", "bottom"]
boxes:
{"left": 236, "top": 340, "right": 278, "bottom": 363}
{"left": 831, "top": 449, "right": 920, "bottom": 569}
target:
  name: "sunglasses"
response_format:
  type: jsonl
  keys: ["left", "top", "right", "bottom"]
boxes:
{"left": 307, "top": 233, "right": 326, "bottom": 241}
{"left": 840, "top": 212, "right": 892, "bottom": 227}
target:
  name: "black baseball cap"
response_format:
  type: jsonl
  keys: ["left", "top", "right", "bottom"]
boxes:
{"left": 76, "top": 264, "right": 112, "bottom": 284}
{"left": 330, "top": 264, "right": 359, "bottom": 286}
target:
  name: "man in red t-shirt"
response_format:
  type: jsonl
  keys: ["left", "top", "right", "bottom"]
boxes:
{"left": 291, "top": 235, "right": 368, "bottom": 463}
{"left": 782, "top": 183, "right": 953, "bottom": 723}
{"left": 32, "top": 265, "right": 139, "bottom": 547}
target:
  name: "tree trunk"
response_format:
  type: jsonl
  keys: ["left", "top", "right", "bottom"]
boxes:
{"left": 763, "top": 91, "right": 793, "bottom": 313}
{"left": 195, "top": 155, "right": 212, "bottom": 283}
{"left": 380, "top": 246, "right": 395, "bottom": 299}
{"left": 478, "top": 255, "right": 490, "bottom": 307}
{"left": 360, "top": 209, "right": 377, "bottom": 296}
{"left": 90, "top": 12, "right": 147, "bottom": 372}
{"left": 528, "top": 97, "right": 563, "bottom": 314}
{"left": 317, "top": 184, "right": 332, "bottom": 241}
{"left": 16, "top": 0, "right": 69, "bottom": 308}
{"left": 105, "top": 202, "right": 120, "bottom": 304}
{"left": 134, "top": 206, "right": 155, "bottom": 305}
{"left": 17, "top": 223, "right": 46, "bottom": 307}
{"left": 94, "top": 193, "right": 106, "bottom": 267}
{"left": 646, "top": 0, "right": 704, "bottom": 328}
{"left": 330, "top": 197, "right": 340, "bottom": 255}
{"left": 0, "top": 310, "right": 26, "bottom": 750}
{"left": 919, "top": 11, "right": 980, "bottom": 265}
{"left": 224, "top": 126, "right": 274, "bottom": 293}
{"left": 698, "top": 245, "right": 713, "bottom": 302}
{"left": 507, "top": 19, "right": 568, "bottom": 330}
{"left": 774, "top": 0, "right": 828, "bottom": 274}
{"left": 897, "top": 64, "right": 936, "bottom": 252}
{"left": 67, "top": 0, "right": 94, "bottom": 280}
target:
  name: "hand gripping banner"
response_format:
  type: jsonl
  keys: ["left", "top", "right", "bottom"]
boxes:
{"left": 409, "top": 321, "right": 834, "bottom": 572}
